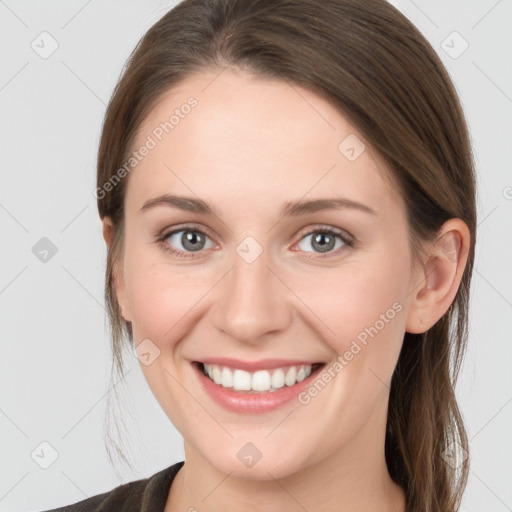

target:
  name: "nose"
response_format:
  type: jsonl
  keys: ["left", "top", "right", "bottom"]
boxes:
{"left": 211, "top": 249, "right": 292, "bottom": 346}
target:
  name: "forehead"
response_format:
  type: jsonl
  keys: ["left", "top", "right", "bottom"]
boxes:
{"left": 126, "top": 69, "right": 403, "bottom": 220}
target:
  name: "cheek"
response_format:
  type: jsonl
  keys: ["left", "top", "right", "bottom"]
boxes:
{"left": 122, "top": 250, "right": 210, "bottom": 424}
{"left": 294, "top": 250, "right": 410, "bottom": 369}
{"left": 121, "top": 237, "right": 186, "bottom": 333}
{"left": 126, "top": 262, "right": 206, "bottom": 342}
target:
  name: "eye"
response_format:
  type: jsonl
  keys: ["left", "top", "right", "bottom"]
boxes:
{"left": 294, "top": 226, "right": 354, "bottom": 258}
{"left": 156, "top": 224, "right": 354, "bottom": 259}
{"left": 156, "top": 224, "right": 215, "bottom": 258}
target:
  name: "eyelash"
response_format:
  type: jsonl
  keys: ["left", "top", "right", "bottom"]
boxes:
{"left": 155, "top": 223, "right": 355, "bottom": 260}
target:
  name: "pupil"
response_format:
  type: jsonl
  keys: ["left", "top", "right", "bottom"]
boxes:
{"left": 183, "top": 231, "right": 203, "bottom": 251}
{"left": 314, "top": 233, "right": 334, "bottom": 253}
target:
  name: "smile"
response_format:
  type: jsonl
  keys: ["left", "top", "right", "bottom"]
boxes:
{"left": 200, "top": 362, "right": 323, "bottom": 393}
{"left": 192, "top": 359, "right": 327, "bottom": 414}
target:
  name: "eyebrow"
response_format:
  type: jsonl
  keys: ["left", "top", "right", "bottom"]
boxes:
{"left": 140, "top": 194, "right": 377, "bottom": 217}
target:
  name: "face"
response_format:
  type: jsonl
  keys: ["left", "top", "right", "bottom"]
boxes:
{"left": 106, "top": 68, "right": 422, "bottom": 480}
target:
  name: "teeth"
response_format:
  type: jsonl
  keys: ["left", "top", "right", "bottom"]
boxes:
{"left": 285, "top": 366, "right": 297, "bottom": 386}
{"left": 296, "top": 366, "right": 306, "bottom": 382}
{"left": 233, "top": 369, "right": 252, "bottom": 391}
{"left": 252, "top": 370, "right": 271, "bottom": 391}
{"left": 221, "top": 367, "right": 233, "bottom": 388}
{"left": 271, "top": 368, "right": 285, "bottom": 389}
{"left": 202, "top": 363, "right": 313, "bottom": 392}
{"left": 212, "top": 366, "right": 222, "bottom": 385}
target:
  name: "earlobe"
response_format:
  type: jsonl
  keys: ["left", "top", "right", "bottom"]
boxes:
{"left": 101, "top": 216, "right": 132, "bottom": 322}
{"left": 405, "top": 219, "right": 470, "bottom": 334}
{"left": 102, "top": 216, "right": 114, "bottom": 251}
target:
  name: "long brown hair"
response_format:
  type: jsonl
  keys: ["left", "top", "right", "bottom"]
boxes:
{"left": 96, "top": 1, "right": 476, "bottom": 510}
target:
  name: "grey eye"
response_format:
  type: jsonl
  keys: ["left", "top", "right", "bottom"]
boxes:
{"left": 297, "top": 231, "right": 345, "bottom": 254}
{"left": 166, "top": 230, "right": 214, "bottom": 252}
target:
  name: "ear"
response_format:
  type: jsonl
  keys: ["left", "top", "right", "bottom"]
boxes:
{"left": 102, "top": 216, "right": 132, "bottom": 322}
{"left": 405, "top": 218, "right": 471, "bottom": 334}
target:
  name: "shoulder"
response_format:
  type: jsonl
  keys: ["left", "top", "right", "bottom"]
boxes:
{"left": 38, "top": 461, "right": 184, "bottom": 512}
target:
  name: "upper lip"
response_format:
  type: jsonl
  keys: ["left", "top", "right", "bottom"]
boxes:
{"left": 194, "top": 357, "right": 325, "bottom": 372}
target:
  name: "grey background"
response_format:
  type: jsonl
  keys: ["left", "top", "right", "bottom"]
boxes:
{"left": 0, "top": 1, "right": 511, "bottom": 511}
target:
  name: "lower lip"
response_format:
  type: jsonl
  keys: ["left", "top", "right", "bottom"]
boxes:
{"left": 192, "top": 362, "right": 325, "bottom": 414}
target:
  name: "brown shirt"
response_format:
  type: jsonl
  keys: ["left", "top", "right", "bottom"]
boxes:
{"left": 40, "top": 461, "right": 184, "bottom": 512}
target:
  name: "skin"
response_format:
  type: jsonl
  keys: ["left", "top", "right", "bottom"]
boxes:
{"left": 102, "top": 68, "right": 470, "bottom": 512}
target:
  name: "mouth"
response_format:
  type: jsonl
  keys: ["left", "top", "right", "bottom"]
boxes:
{"left": 193, "top": 361, "right": 326, "bottom": 394}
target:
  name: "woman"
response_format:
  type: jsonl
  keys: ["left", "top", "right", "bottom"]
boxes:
{"left": 43, "top": 0, "right": 476, "bottom": 510}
